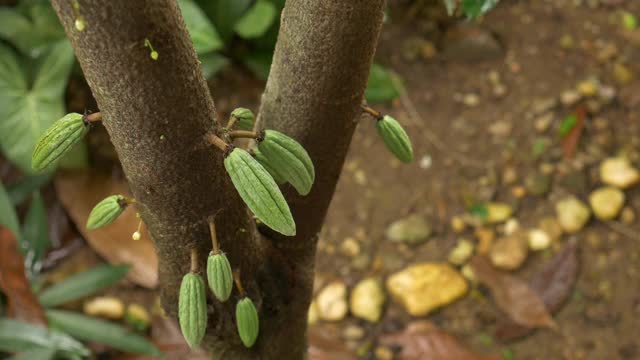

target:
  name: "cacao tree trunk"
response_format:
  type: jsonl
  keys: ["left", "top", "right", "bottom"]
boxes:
{"left": 51, "top": 0, "right": 385, "bottom": 358}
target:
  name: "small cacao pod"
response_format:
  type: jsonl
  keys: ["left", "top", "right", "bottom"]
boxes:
{"left": 257, "top": 130, "right": 315, "bottom": 196}
{"left": 32, "top": 113, "right": 89, "bottom": 171}
{"left": 206, "top": 252, "right": 233, "bottom": 302}
{"left": 179, "top": 272, "right": 207, "bottom": 348}
{"left": 376, "top": 115, "right": 413, "bottom": 163}
{"left": 236, "top": 297, "right": 259, "bottom": 348}
{"left": 224, "top": 148, "right": 295, "bottom": 236}
{"left": 253, "top": 148, "right": 286, "bottom": 185}
{"left": 230, "top": 107, "right": 255, "bottom": 130}
{"left": 86, "top": 195, "right": 127, "bottom": 230}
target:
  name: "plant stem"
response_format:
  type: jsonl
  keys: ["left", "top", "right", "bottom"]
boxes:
{"left": 233, "top": 270, "right": 245, "bottom": 297}
{"left": 229, "top": 130, "right": 259, "bottom": 140}
{"left": 361, "top": 104, "right": 383, "bottom": 120}
{"left": 226, "top": 116, "right": 238, "bottom": 130}
{"left": 205, "top": 133, "right": 229, "bottom": 152}
{"left": 84, "top": 112, "right": 102, "bottom": 123}
{"left": 209, "top": 218, "right": 220, "bottom": 255}
{"left": 190, "top": 247, "right": 198, "bottom": 273}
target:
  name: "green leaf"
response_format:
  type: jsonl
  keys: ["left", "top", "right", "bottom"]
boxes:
{"left": 558, "top": 114, "right": 577, "bottom": 137}
{"left": 0, "top": 3, "right": 65, "bottom": 56}
{"left": 7, "top": 347, "right": 56, "bottom": 360}
{"left": 46, "top": 310, "right": 161, "bottom": 356}
{"left": 0, "top": 318, "right": 89, "bottom": 357}
{"left": 242, "top": 51, "right": 273, "bottom": 80}
{"left": 179, "top": 0, "right": 224, "bottom": 54}
{"left": 0, "top": 181, "right": 21, "bottom": 242}
{"left": 469, "top": 202, "right": 489, "bottom": 220}
{"left": 0, "top": 42, "right": 74, "bottom": 174}
{"left": 199, "top": 51, "right": 229, "bottom": 79}
{"left": 234, "top": 0, "right": 277, "bottom": 39}
{"left": 365, "top": 63, "right": 401, "bottom": 103}
{"left": 21, "top": 191, "right": 51, "bottom": 277}
{"left": 622, "top": 11, "right": 637, "bottom": 30}
{"left": 224, "top": 148, "right": 295, "bottom": 236}
{"left": 39, "top": 264, "right": 130, "bottom": 307}
{"left": 195, "top": 0, "right": 252, "bottom": 41}
{"left": 7, "top": 174, "right": 52, "bottom": 206}
{"left": 461, "top": 0, "right": 499, "bottom": 19}
{"left": 442, "top": 0, "right": 458, "bottom": 15}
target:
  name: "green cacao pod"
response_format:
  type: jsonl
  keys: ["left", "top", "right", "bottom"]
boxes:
{"left": 224, "top": 148, "right": 295, "bottom": 236}
{"left": 86, "top": 195, "right": 127, "bottom": 230}
{"left": 253, "top": 148, "right": 286, "bottom": 185}
{"left": 32, "top": 113, "right": 89, "bottom": 171}
{"left": 236, "top": 297, "right": 259, "bottom": 348}
{"left": 257, "top": 130, "right": 315, "bottom": 196}
{"left": 376, "top": 115, "right": 413, "bottom": 163}
{"left": 230, "top": 107, "right": 255, "bottom": 130}
{"left": 206, "top": 252, "right": 233, "bottom": 302}
{"left": 179, "top": 273, "right": 207, "bottom": 348}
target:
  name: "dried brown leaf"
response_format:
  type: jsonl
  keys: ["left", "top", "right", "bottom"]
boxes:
{"left": 0, "top": 226, "right": 47, "bottom": 325}
{"left": 380, "top": 321, "right": 499, "bottom": 360}
{"left": 470, "top": 256, "right": 557, "bottom": 330}
{"left": 562, "top": 107, "right": 586, "bottom": 160}
{"left": 54, "top": 170, "right": 158, "bottom": 288}
{"left": 494, "top": 243, "right": 578, "bottom": 341}
{"left": 309, "top": 327, "right": 356, "bottom": 360}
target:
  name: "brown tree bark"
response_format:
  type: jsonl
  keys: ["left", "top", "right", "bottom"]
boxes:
{"left": 51, "top": 0, "right": 385, "bottom": 358}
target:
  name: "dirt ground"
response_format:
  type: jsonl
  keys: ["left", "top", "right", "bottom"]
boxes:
{"left": 305, "top": 0, "right": 640, "bottom": 359}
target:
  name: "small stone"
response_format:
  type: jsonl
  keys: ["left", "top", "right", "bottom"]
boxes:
{"left": 463, "top": 93, "right": 480, "bottom": 107}
{"left": 375, "top": 346, "right": 394, "bottom": 360}
{"left": 559, "top": 34, "right": 575, "bottom": 49}
{"left": 490, "top": 231, "right": 528, "bottom": 270}
{"left": 556, "top": 196, "right": 591, "bottom": 233}
{"left": 125, "top": 303, "right": 150, "bottom": 331}
{"left": 525, "top": 173, "right": 552, "bottom": 196}
{"left": 613, "top": 63, "right": 633, "bottom": 85}
{"left": 486, "top": 202, "right": 513, "bottom": 224}
{"left": 502, "top": 166, "right": 518, "bottom": 185}
{"left": 600, "top": 157, "right": 640, "bottom": 189}
{"left": 461, "top": 264, "right": 476, "bottom": 282}
{"left": 340, "top": 237, "right": 361, "bottom": 257}
{"left": 489, "top": 121, "right": 512, "bottom": 137}
{"left": 528, "top": 229, "right": 552, "bottom": 251}
{"left": 350, "top": 278, "right": 386, "bottom": 323}
{"left": 308, "top": 300, "right": 319, "bottom": 325}
{"left": 589, "top": 186, "right": 625, "bottom": 220}
{"left": 450, "top": 216, "right": 466, "bottom": 233}
{"left": 531, "top": 98, "right": 558, "bottom": 115}
{"left": 386, "top": 263, "right": 468, "bottom": 316}
{"left": 503, "top": 218, "right": 520, "bottom": 235}
{"left": 620, "top": 206, "right": 635, "bottom": 224}
{"left": 561, "top": 90, "right": 581, "bottom": 107}
{"left": 448, "top": 239, "right": 475, "bottom": 266}
{"left": 386, "top": 214, "right": 432, "bottom": 245}
{"left": 475, "top": 227, "right": 495, "bottom": 255}
{"left": 534, "top": 113, "right": 554, "bottom": 133}
{"left": 316, "top": 281, "right": 348, "bottom": 321}
{"left": 577, "top": 80, "right": 599, "bottom": 97}
{"left": 83, "top": 297, "right": 125, "bottom": 320}
{"left": 342, "top": 325, "right": 365, "bottom": 340}
{"left": 493, "top": 84, "right": 507, "bottom": 98}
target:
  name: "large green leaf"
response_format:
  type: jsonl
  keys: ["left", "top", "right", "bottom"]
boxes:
{"left": 7, "top": 347, "right": 56, "bottom": 360}
{"left": 21, "top": 191, "right": 51, "bottom": 277}
{"left": 461, "top": 0, "right": 500, "bottom": 18}
{"left": 365, "top": 63, "right": 401, "bottom": 103}
{"left": 196, "top": 0, "right": 252, "bottom": 41}
{"left": 0, "top": 318, "right": 89, "bottom": 358}
{"left": 234, "top": 0, "right": 277, "bottom": 39}
{"left": 0, "top": 3, "right": 66, "bottom": 56}
{"left": 47, "top": 310, "right": 161, "bottom": 356}
{"left": 179, "top": 0, "right": 223, "bottom": 54}
{"left": 7, "top": 174, "right": 52, "bottom": 206}
{"left": 39, "top": 264, "right": 130, "bottom": 307}
{"left": 0, "top": 181, "right": 21, "bottom": 242}
{"left": 0, "top": 41, "right": 74, "bottom": 174}
{"left": 242, "top": 51, "right": 273, "bottom": 80}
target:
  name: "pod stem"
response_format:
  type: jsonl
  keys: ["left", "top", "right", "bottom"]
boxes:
{"left": 205, "top": 133, "right": 230, "bottom": 152}
{"left": 82, "top": 112, "right": 102, "bottom": 125}
{"left": 208, "top": 216, "right": 220, "bottom": 255}
{"left": 361, "top": 104, "right": 383, "bottom": 120}
{"left": 233, "top": 270, "right": 245, "bottom": 297}
{"left": 190, "top": 247, "right": 199, "bottom": 273}
{"left": 226, "top": 115, "right": 239, "bottom": 130}
{"left": 229, "top": 130, "right": 259, "bottom": 140}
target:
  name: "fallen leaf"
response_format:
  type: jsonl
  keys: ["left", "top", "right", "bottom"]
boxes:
{"left": 379, "top": 321, "right": 498, "bottom": 360}
{"left": 494, "top": 243, "right": 579, "bottom": 341}
{"left": 54, "top": 170, "right": 158, "bottom": 288}
{"left": 470, "top": 256, "right": 557, "bottom": 330}
{"left": 309, "top": 327, "right": 356, "bottom": 360}
{"left": 562, "top": 107, "right": 586, "bottom": 159}
{"left": 0, "top": 226, "right": 47, "bottom": 325}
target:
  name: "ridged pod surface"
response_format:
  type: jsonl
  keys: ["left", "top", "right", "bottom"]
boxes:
{"left": 375, "top": 115, "right": 413, "bottom": 163}
{"left": 253, "top": 148, "right": 286, "bottom": 185}
{"left": 230, "top": 107, "right": 255, "bottom": 130}
{"left": 224, "top": 148, "right": 295, "bottom": 236}
{"left": 32, "top": 113, "right": 89, "bottom": 171}
{"left": 206, "top": 252, "right": 233, "bottom": 302}
{"left": 178, "top": 273, "right": 207, "bottom": 348}
{"left": 236, "top": 297, "right": 259, "bottom": 348}
{"left": 86, "top": 195, "right": 126, "bottom": 230}
{"left": 257, "top": 130, "right": 315, "bottom": 195}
